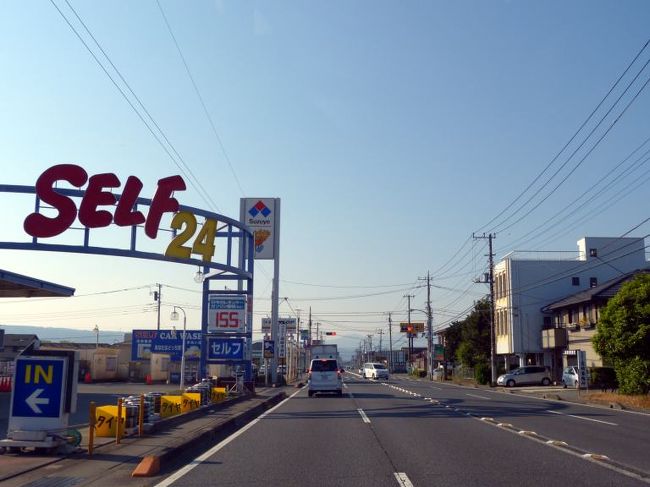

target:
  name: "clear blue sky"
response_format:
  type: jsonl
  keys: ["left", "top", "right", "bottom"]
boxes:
{"left": 1, "top": 1, "right": 649, "bottom": 358}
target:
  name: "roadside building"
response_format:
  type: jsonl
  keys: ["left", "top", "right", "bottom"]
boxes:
{"left": 494, "top": 236, "right": 647, "bottom": 379}
{"left": 541, "top": 268, "right": 650, "bottom": 371}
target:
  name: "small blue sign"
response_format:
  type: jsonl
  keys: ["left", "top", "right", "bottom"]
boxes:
{"left": 207, "top": 337, "right": 245, "bottom": 360}
{"left": 263, "top": 339, "right": 274, "bottom": 359}
{"left": 12, "top": 357, "right": 64, "bottom": 418}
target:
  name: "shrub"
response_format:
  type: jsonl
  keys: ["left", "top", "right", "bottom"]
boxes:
{"left": 474, "top": 362, "right": 490, "bottom": 385}
{"left": 589, "top": 367, "right": 618, "bottom": 391}
{"left": 616, "top": 358, "right": 650, "bottom": 395}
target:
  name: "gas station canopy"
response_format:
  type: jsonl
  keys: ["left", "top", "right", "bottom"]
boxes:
{"left": 0, "top": 269, "right": 75, "bottom": 298}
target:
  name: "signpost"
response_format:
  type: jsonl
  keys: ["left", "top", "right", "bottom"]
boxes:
{"left": 2, "top": 350, "right": 79, "bottom": 452}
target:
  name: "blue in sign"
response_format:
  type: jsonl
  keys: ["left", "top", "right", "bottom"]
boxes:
{"left": 12, "top": 358, "right": 64, "bottom": 418}
{"left": 207, "top": 337, "right": 245, "bottom": 360}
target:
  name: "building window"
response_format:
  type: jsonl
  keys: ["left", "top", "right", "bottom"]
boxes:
{"left": 590, "top": 248, "right": 598, "bottom": 257}
{"left": 572, "top": 277, "right": 580, "bottom": 286}
{"left": 543, "top": 316, "right": 552, "bottom": 328}
{"left": 590, "top": 277, "right": 598, "bottom": 288}
{"left": 106, "top": 356, "right": 117, "bottom": 372}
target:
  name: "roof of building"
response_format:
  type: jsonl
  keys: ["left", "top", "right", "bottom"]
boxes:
{"left": 0, "top": 268, "right": 75, "bottom": 298}
{"left": 542, "top": 268, "right": 650, "bottom": 312}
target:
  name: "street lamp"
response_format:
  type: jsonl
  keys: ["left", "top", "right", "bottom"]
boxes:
{"left": 170, "top": 306, "right": 187, "bottom": 391}
{"left": 93, "top": 324, "right": 99, "bottom": 349}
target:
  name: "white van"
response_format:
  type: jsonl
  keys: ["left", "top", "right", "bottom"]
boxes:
{"left": 308, "top": 358, "right": 343, "bottom": 397}
{"left": 363, "top": 362, "right": 389, "bottom": 380}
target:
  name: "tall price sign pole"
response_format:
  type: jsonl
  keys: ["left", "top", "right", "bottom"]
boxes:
{"left": 242, "top": 198, "right": 281, "bottom": 384}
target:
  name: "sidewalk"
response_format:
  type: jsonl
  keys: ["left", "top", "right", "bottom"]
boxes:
{"left": 0, "top": 387, "right": 289, "bottom": 485}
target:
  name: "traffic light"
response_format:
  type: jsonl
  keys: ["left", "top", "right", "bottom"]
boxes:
{"left": 325, "top": 331, "right": 336, "bottom": 336}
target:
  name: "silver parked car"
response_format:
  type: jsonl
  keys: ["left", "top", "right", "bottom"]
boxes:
{"left": 497, "top": 366, "right": 551, "bottom": 387}
{"left": 562, "top": 366, "right": 579, "bottom": 388}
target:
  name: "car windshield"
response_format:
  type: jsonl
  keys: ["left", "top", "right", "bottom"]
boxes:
{"left": 311, "top": 360, "right": 338, "bottom": 372}
{"left": 374, "top": 364, "right": 387, "bottom": 369}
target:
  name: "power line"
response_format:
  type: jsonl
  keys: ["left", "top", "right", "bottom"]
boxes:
{"left": 478, "top": 38, "right": 650, "bottom": 234}
{"left": 50, "top": 0, "right": 221, "bottom": 213}
{"left": 156, "top": 0, "right": 246, "bottom": 196}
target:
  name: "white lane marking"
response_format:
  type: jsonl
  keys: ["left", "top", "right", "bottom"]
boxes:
{"left": 343, "top": 383, "right": 349, "bottom": 388}
{"left": 546, "top": 409, "right": 618, "bottom": 426}
{"left": 154, "top": 389, "right": 302, "bottom": 487}
{"left": 466, "top": 393, "right": 490, "bottom": 400}
{"left": 394, "top": 472, "right": 414, "bottom": 487}
{"left": 358, "top": 408, "right": 371, "bottom": 423}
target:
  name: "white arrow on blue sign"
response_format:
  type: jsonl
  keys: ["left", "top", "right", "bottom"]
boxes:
{"left": 11, "top": 357, "right": 65, "bottom": 418}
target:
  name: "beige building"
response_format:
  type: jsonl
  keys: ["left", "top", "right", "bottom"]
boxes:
{"left": 541, "top": 269, "right": 649, "bottom": 370}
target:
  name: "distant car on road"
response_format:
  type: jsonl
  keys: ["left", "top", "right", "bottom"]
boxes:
{"left": 308, "top": 358, "right": 343, "bottom": 397}
{"left": 363, "top": 362, "right": 389, "bottom": 380}
{"left": 497, "top": 366, "right": 551, "bottom": 387}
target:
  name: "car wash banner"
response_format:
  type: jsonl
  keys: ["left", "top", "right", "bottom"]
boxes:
{"left": 131, "top": 329, "right": 202, "bottom": 361}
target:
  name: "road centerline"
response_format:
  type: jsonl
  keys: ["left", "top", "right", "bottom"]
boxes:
{"left": 394, "top": 472, "right": 414, "bottom": 487}
{"left": 546, "top": 410, "right": 618, "bottom": 426}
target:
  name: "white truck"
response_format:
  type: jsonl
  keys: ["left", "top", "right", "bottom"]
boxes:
{"left": 310, "top": 344, "right": 338, "bottom": 360}
{"left": 308, "top": 344, "right": 342, "bottom": 397}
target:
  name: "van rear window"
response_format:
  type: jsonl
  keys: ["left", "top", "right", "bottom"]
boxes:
{"left": 311, "top": 360, "right": 338, "bottom": 372}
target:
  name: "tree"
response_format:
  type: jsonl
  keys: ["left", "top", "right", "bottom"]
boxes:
{"left": 592, "top": 273, "right": 650, "bottom": 394}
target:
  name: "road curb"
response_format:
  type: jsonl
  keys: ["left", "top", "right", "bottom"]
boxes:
{"left": 131, "top": 390, "right": 287, "bottom": 477}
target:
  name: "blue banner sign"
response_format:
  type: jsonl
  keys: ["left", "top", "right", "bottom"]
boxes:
{"left": 131, "top": 329, "right": 202, "bottom": 361}
{"left": 206, "top": 337, "right": 245, "bottom": 360}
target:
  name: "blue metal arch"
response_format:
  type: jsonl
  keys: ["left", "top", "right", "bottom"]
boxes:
{"left": 0, "top": 183, "right": 255, "bottom": 381}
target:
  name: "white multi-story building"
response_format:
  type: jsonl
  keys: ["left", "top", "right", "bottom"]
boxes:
{"left": 494, "top": 237, "right": 647, "bottom": 378}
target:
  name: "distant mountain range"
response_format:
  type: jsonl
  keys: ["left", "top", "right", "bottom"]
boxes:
{"left": 0, "top": 324, "right": 127, "bottom": 344}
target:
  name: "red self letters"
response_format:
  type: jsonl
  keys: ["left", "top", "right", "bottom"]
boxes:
{"left": 24, "top": 164, "right": 186, "bottom": 239}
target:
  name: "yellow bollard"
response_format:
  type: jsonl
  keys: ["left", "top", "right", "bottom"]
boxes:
{"left": 139, "top": 395, "right": 145, "bottom": 437}
{"left": 88, "top": 401, "right": 96, "bottom": 456}
{"left": 116, "top": 398, "right": 123, "bottom": 444}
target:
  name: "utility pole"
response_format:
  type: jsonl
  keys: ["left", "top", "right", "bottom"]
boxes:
{"left": 367, "top": 334, "right": 373, "bottom": 361}
{"left": 155, "top": 283, "right": 162, "bottom": 331}
{"left": 473, "top": 233, "right": 497, "bottom": 386}
{"left": 377, "top": 329, "right": 384, "bottom": 355}
{"left": 404, "top": 294, "right": 415, "bottom": 370}
{"left": 308, "top": 307, "right": 312, "bottom": 364}
{"left": 388, "top": 313, "right": 393, "bottom": 373}
{"left": 419, "top": 272, "right": 434, "bottom": 380}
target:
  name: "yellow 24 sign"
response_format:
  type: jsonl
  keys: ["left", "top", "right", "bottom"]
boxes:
{"left": 165, "top": 211, "right": 218, "bottom": 262}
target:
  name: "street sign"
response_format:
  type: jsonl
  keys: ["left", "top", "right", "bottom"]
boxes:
{"left": 261, "top": 317, "right": 296, "bottom": 333}
{"left": 400, "top": 322, "right": 425, "bottom": 333}
{"left": 206, "top": 337, "right": 245, "bottom": 360}
{"left": 208, "top": 294, "right": 247, "bottom": 333}
{"left": 11, "top": 357, "right": 65, "bottom": 419}
{"left": 263, "top": 340, "right": 275, "bottom": 359}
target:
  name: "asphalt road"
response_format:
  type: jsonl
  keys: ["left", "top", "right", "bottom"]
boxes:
{"left": 154, "top": 375, "right": 650, "bottom": 487}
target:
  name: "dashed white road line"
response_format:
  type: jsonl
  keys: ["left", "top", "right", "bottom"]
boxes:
{"left": 394, "top": 472, "right": 414, "bottom": 487}
{"left": 546, "top": 409, "right": 618, "bottom": 426}
{"left": 358, "top": 408, "right": 371, "bottom": 423}
{"left": 465, "top": 393, "right": 491, "bottom": 400}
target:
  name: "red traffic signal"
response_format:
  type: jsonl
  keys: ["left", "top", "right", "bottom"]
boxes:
{"left": 325, "top": 331, "right": 336, "bottom": 336}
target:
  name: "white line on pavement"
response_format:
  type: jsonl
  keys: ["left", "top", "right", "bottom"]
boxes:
{"left": 153, "top": 389, "right": 303, "bottom": 487}
{"left": 546, "top": 410, "right": 618, "bottom": 426}
{"left": 466, "top": 393, "right": 491, "bottom": 400}
{"left": 394, "top": 472, "right": 414, "bottom": 487}
{"left": 358, "top": 408, "right": 371, "bottom": 423}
